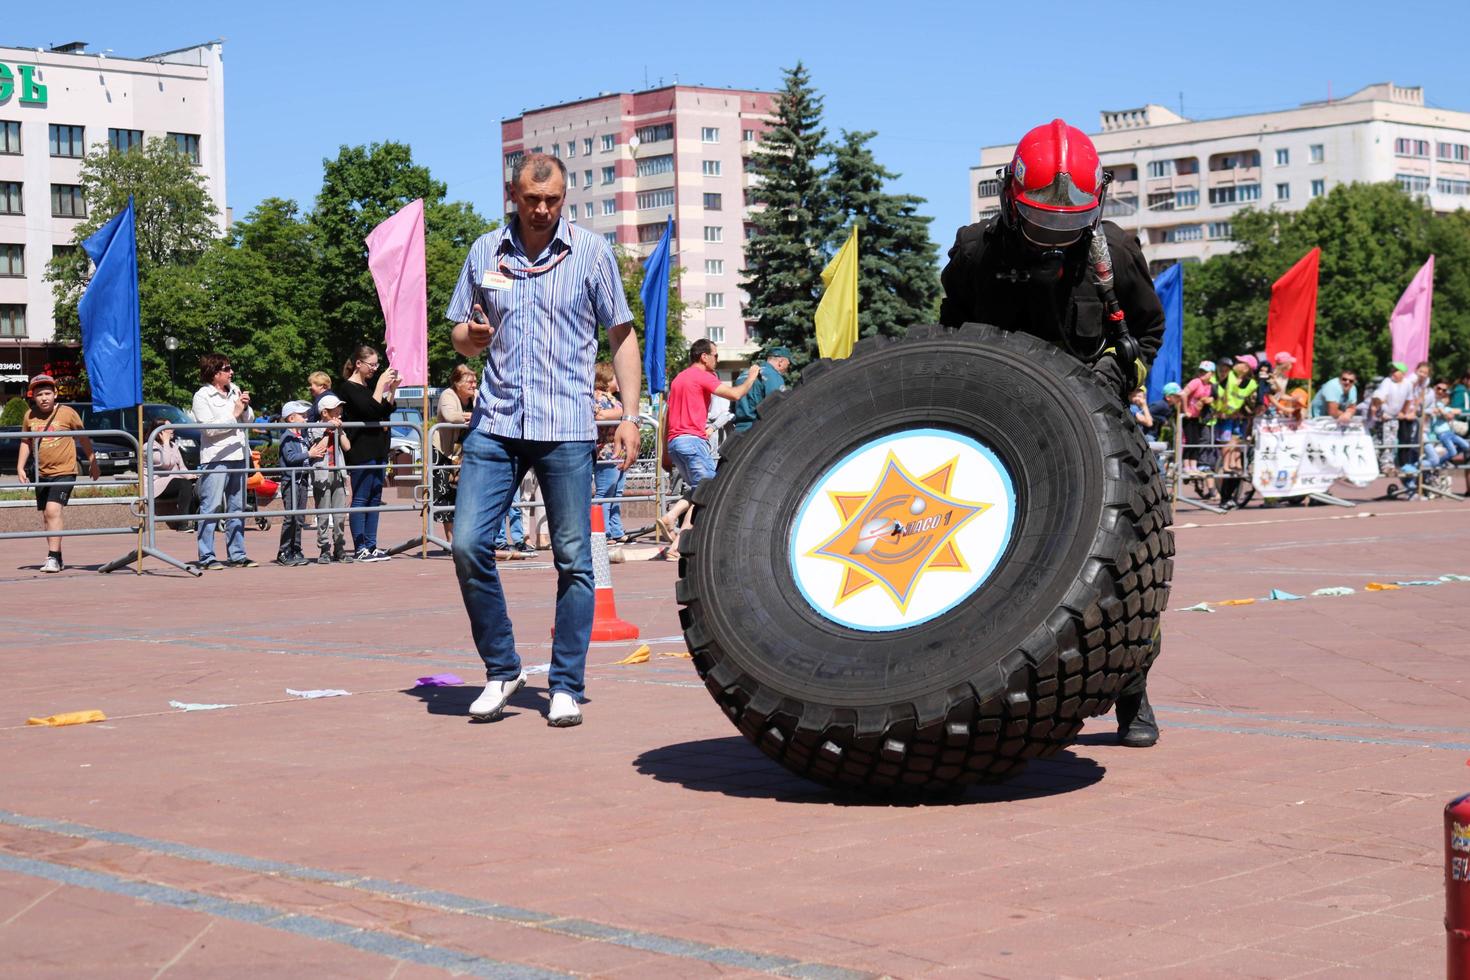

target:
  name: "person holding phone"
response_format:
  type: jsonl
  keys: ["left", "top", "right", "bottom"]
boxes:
{"left": 446, "top": 151, "right": 642, "bottom": 728}
{"left": 335, "top": 344, "right": 399, "bottom": 562}
{"left": 191, "top": 352, "right": 257, "bottom": 569}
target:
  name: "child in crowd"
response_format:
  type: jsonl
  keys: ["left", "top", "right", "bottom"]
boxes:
{"left": 305, "top": 371, "right": 333, "bottom": 422}
{"left": 15, "top": 373, "right": 100, "bottom": 573}
{"left": 310, "top": 393, "right": 351, "bottom": 563}
{"left": 275, "top": 400, "right": 326, "bottom": 566}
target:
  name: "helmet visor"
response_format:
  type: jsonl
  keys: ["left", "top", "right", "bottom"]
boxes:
{"left": 1014, "top": 198, "right": 1099, "bottom": 247}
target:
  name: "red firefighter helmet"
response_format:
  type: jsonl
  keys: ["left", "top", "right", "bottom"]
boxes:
{"left": 1004, "top": 119, "right": 1104, "bottom": 248}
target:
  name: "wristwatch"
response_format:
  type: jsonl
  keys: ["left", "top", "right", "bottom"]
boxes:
{"left": 620, "top": 415, "right": 640, "bottom": 423}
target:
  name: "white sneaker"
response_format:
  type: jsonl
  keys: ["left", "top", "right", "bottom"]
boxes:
{"left": 40, "top": 556, "right": 62, "bottom": 573}
{"left": 468, "top": 671, "right": 526, "bottom": 720}
{"left": 547, "top": 691, "right": 583, "bottom": 727}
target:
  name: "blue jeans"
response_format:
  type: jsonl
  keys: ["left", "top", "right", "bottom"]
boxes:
{"left": 593, "top": 460, "right": 626, "bottom": 538}
{"left": 349, "top": 460, "right": 386, "bottom": 551}
{"left": 197, "top": 456, "right": 247, "bottom": 563}
{"left": 493, "top": 496, "right": 525, "bottom": 548}
{"left": 452, "top": 431, "right": 595, "bottom": 700}
{"left": 667, "top": 434, "right": 717, "bottom": 490}
{"left": 1437, "top": 429, "right": 1470, "bottom": 460}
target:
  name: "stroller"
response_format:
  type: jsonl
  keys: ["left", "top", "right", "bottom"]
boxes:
{"left": 244, "top": 449, "right": 280, "bottom": 530}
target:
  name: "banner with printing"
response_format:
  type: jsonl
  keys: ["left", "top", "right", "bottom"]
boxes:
{"left": 1250, "top": 417, "right": 1380, "bottom": 497}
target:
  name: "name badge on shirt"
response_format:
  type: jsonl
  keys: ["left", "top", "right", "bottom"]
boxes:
{"left": 481, "top": 271, "right": 512, "bottom": 291}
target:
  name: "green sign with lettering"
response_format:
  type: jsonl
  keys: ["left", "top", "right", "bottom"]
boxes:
{"left": 0, "top": 63, "right": 48, "bottom": 106}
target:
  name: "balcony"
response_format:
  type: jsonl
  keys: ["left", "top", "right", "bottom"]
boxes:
{"left": 1208, "top": 167, "right": 1261, "bottom": 188}
{"left": 1145, "top": 176, "right": 1200, "bottom": 195}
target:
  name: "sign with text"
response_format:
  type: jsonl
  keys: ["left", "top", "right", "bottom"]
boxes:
{"left": 1251, "top": 417, "right": 1380, "bottom": 497}
{"left": 0, "top": 63, "right": 47, "bottom": 106}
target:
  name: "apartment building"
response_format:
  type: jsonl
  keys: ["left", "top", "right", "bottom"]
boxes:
{"left": 968, "top": 83, "right": 1470, "bottom": 273}
{"left": 501, "top": 85, "right": 775, "bottom": 360}
{"left": 0, "top": 39, "right": 226, "bottom": 394}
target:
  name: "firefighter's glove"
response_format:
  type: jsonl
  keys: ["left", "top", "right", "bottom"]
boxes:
{"left": 1093, "top": 348, "right": 1148, "bottom": 404}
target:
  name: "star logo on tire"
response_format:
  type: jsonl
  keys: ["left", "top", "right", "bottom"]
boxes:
{"left": 807, "top": 452, "right": 991, "bottom": 612}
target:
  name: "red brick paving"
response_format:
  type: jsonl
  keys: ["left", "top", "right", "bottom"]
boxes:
{"left": 1, "top": 497, "right": 1468, "bottom": 978}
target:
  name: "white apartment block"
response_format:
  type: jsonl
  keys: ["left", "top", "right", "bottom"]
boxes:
{"left": 501, "top": 85, "right": 774, "bottom": 361}
{"left": 0, "top": 39, "right": 225, "bottom": 391}
{"left": 968, "top": 83, "right": 1470, "bottom": 273}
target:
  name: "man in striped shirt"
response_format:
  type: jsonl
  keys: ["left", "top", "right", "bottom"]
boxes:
{"left": 447, "top": 152, "right": 643, "bottom": 729}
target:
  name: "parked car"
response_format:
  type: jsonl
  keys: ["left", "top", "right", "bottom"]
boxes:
{"left": 59, "top": 403, "right": 203, "bottom": 477}
{"left": 389, "top": 406, "right": 423, "bottom": 462}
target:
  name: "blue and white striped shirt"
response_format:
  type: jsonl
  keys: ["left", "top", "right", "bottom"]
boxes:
{"left": 446, "top": 216, "right": 633, "bottom": 442}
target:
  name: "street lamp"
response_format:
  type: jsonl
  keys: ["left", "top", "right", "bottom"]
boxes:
{"left": 164, "top": 335, "right": 178, "bottom": 391}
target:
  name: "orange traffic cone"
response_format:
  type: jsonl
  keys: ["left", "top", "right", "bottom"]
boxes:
{"left": 590, "top": 503, "right": 639, "bottom": 641}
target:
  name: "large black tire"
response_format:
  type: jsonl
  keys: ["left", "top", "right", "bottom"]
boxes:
{"left": 675, "top": 323, "right": 1173, "bottom": 793}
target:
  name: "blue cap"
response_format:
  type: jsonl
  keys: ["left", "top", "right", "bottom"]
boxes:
{"left": 766, "top": 347, "right": 794, "bottom": 360}
{"left": 1162, "top": 382, "right": 1182, "bottom": 397}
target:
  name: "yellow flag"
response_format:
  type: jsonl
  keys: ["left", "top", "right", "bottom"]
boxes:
{"left": 814, "top": 227, "right": 858, "bottom": 359}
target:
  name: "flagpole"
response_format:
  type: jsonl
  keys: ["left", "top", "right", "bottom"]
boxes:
{"left": 135, "top": 402, "right": 145, "bottom": 573}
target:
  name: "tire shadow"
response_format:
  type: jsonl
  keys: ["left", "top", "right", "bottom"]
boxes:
{"left": 401, "top": 683, "right": 549, "bottom": 723}
{"left": 633, "top": 736, "right": 1106, "bottom": 806}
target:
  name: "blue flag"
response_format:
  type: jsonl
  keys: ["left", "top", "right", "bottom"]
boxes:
{"left": 640, "top": 215, "right": 673, "bottom": 395}
{"left": 1146, "top": 262, "right": 1184, "bottom": 403}
{"left": 78, "top": 197, "right": 142, "bottom": 411}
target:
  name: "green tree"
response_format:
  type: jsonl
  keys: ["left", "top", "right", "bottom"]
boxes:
{"left": 1183, "top": 182, "right": 1470, "bottom": 383}
{"left": 46, "top": 137, "right": 221, "bottom": 339}
{"left": 309, "top": 142, "right": 496, "bottom": 378}
{"left": 608, "top": 249, "right": 689, "bottom": 403}
{"left": 823, "top": 130, "right": 940, "bottom": 340}
{"left": 741, "top": 62, "right": 828, "bottom": 367}
{"left": 1, "top": 396, "right": 25, "bottom": 426}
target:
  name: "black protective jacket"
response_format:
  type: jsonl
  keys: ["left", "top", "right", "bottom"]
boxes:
{"left": 938, "top": 218, "right": 1165, "bottom": 397}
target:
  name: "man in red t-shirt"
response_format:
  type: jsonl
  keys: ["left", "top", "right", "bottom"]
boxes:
{"left": 656, "top": 339, "right": 758, "bottom": 558}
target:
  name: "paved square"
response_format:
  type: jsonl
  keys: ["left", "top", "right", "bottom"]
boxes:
{"left": 1, "top": 495, "right": 1466, "bottom": 977}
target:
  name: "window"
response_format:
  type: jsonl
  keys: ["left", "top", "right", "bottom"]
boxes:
{"left": 505, "top": 150, "right": 524, "bottom": 170}
{"left": 531, "top": 146, "right": 543, "bottom": 153}
{"left": 701, "top": 127, "right": 720, "bottom": 143}
{"left": 635, "top": 123, "right": 674, "bottom": 144}
{"left": 1207, "top": 184, "right": 1260, "bottom": 205}
{"left": 108, "top": 128, "right": 144, "bottom": 153}
{"left": 168, "top": 132, "right": 201, "bottom": 164}
{"left": 1146, "top": 160, "right": 1174, "bottom": 178}
{"left": 1437, "top": 142, "right": 1470, "bottom": 162}
{"left": 976, "top": 178, "right": 1002, "bottom": 198}
{"left": 1438, "top": 178, "right": 1470, "bottom": 196}
{"left": 1207, "top": 222, "right": 1232, "bottom": 240}
{"left": 1146, "top": 192, "right": 1173, "bottom": 212}
{"left": 566, "top": 141, "right": 576, "bottom": 158}
{"left": 707, "top": 326, "right": 725, "bottom": 343}
{"left": 602, "top": 198, "right": 616, "bottom": 215}
{"left": 601, "top": 166, "right": 616, "bottom": 185}
{"left": 583, "top": 138, "right": 593, "bottom": 156}
{"left": 1309, "top": 144, "right": 1324, "bottom": 163}
{"left": 705, "top": 292, "right": 725, "bottom": 309}
{"left": 1175, "top": 188, "right": 1199, "bottom": 209}
{"left": 0, "top": 120, "right": 19, "bottom": 154}
{"left": 53, "top": 244, "right": 78, "bottom": 262}
{"left": 0, "top": 181, "right": 21, "bottom": 215}
{"left": 49, "top": 124, "right": 85, "bottom": 158}
{"left": 0, "top": 304, "right": 25, "bottom": 338}
{"left": 584, "top": 203, "right": 595, "bottom": 219}
{"left": 1160, "top": 225, "right": 1203, "bottom": 243}
{"left": 604, "top": 232, "right": 617, "bottom": 245}
{"left": 1208, "top": 150, "right": 1260, "bottom": 171}
{"left": 637, "top": 189, "right": 676, "bottom": 210}
{"left": 1395, "top": 137, "right": 1430, "bottom": 158}
{"left": 637, "top": 222, "right": 671, "bottom": 244}
{"left": 635, "top": 154, "right": 674, "bottom": 177}
{"left": 703, "top": 192, "right": 722, "bottom": 210}
{"left": 702, "top": 160, "right": 722, "bottom": 176}
{"left": 1111, "top": 165, "right": 1137, "bottom": 182}
{"left": 744, "top": 156, "right": 759, "bottom": 174}
{"left": 551, "top": 143, "right": 560, "bottom": 158}
{"left": 1396, "top": 173, "right": 1431, "bottom": 193}
{"left": 1276, "top": 182, "right": 1290, "bottom": 201}
{"left": 51, "top": 184, "right": 86, "bottom": 218}
{"left": 1311, "top": 179, "right": 1326, "bottom": 197}
{"left": 583, "top": 169, "right": 593, "bottom": 188}
{"left": 1275, "top": 148, "right": 1289, "bottom": 166}
{"left": 743, "top": 129, "right": 755, "bottom": 142}
{"left": 567, "top": 170, "right": 577, "bottom": 188}
{"left": 703, "top": 225, "right": 723, "bottom": 242}
{"left": 705, "top": 259, "right": 724, "bottom": 275}
{"left": 744, "top": 222, "right": 756, "bottom": 240}
{"left": 600, "top": 134, "right": 615, "bottom": 152}
{"left": 0, "top": 243, "right": 22, "bottom": 277}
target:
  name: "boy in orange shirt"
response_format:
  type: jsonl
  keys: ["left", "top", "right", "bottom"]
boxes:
{"left": 15, "top": 374, "right": 100, "bottom": 573}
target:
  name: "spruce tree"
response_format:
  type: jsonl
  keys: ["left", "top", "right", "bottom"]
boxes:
{"left": 741, "top": 63, "right": 828, "bottom": 366}
{"left": 824, "top": 131, "right": 940, "bottom": 339}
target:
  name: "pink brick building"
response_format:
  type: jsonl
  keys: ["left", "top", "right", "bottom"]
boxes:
{"left": 502, "top": 85, "right": 775, "bottom": 359}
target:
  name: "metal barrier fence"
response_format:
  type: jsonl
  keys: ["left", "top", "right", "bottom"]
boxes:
{"left": 0, "top": 428, "right": 145, "bottom": 551}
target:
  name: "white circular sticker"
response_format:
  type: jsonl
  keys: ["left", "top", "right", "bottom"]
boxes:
{"left": 789, "top": 428, "right": 1016, "bottom": 632}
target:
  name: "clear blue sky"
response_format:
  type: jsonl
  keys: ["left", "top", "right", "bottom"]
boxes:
{"left": 15, "top": 1, "right": 1469, "bottom": 249}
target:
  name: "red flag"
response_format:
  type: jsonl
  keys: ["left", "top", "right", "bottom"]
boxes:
{"left": 1265, "top": 248, "right": 1320, "bottom": 381}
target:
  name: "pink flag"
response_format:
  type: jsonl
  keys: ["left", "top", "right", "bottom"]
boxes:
{"left": 1389, "top": 255, "right": 1434, "bottom": 369}
{"left": 365, "top": 198, "right": 427, "bottom": 385}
